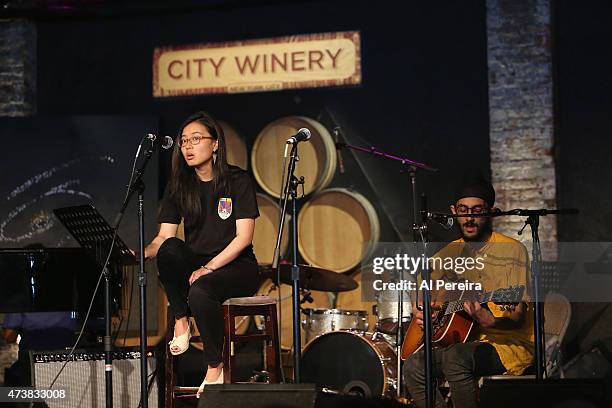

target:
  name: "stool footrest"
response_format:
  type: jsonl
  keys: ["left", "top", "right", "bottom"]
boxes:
{"left": 223, "top": 296, "right": 276, "bottom": 306}
{"left": 230, "top": 333, "right": 274, "bottom": 342}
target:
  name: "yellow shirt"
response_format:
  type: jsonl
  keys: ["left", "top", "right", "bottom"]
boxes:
{"left": 431, "top": 231, "right": 534, "bottom": 375}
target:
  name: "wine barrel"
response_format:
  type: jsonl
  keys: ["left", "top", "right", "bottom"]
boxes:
{"left": 251, "top": 116, "right": 336, "bottom": 198}
{"left": 297, "top": 188, "right": 380, "bottom": 273}
{"left": 253, "top": 193, "right": 289, "bottom": 264}
{"left": 219, "top": 120, "right": 248, "bottom": 169}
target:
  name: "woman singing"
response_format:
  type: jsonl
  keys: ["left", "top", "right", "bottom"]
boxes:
{"left": 144, "top": 111, "right": 261, "bottom": 396}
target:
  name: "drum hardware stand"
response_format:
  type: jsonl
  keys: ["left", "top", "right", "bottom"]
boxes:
{"left": 300, "top": 290, "right": 314, "bottom": 304}
{"left": 336, "top": 141, "right": 437, "bottom": 403}
{"left": 272, "top": 140, "right": 306, "bottom": 383}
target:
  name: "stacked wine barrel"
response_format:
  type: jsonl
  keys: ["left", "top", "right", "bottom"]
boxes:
{"left": 249, "top": 116, "right": 381, "bottom": 348}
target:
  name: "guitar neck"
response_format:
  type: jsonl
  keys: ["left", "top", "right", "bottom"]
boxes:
{"left": 444, "top": 292, "right": 494, "bottom": 316}
{"left": 442, "top": 285, "right": 525, "bottom": 316}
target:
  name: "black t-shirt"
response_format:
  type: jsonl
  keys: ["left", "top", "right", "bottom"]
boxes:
{"left": 157, "top": 168, "right": 259, "bottom": 263}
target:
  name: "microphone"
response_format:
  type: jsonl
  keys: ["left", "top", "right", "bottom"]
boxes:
{"left": 286, "top": 128, "right": 311, "bottom": 144}
{"left": 147, "top": 133, "right": 174, "bottom": 150}
{"left": 161, "top": 135, "right": 174, "bottom": 150}
{"left": 333, "top": 127, "right": 345, "bottom": 174}
{"left": 427, "top": 212, "right": 454, "bottom": 230}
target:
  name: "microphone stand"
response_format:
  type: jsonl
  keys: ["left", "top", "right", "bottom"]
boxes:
{"left": 96, "top": 238, "right": 114, "bottom": 408}
{"left": 271, "top": 142, "right": 305, "bottom": 382}
{"left": 414, "top": 186, "right": 436, "bottom": 408}
{"left": 523, "top": 213, "right": 545, "bottom": 379}
{"left": 114, "top": 139, "right": 159, "bottom": 408}
{"left": 335, "top": 142, "right": 437, "bottom": 172}
{"left": 514, "top": 208, "right": 577, "bottom": 379}
{"left": 336, "top": 141, "right": 437, "bottom": 404}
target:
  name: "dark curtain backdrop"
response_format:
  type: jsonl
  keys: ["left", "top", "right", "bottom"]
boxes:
{"left": 554, "top": 1, "right": 612, "bottom": 242}
{"left": 553, "top": 1, "right": 612, "bottom": 357}
{"left": 0, "top": 116, "right": 159, "bottom": 249}
{"left": 35, "top": 0, "right": 490, "bottom": 243}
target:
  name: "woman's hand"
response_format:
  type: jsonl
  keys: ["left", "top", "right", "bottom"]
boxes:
{"left": 144, "top": 223, "right": 179, "bottom": 260}
{"left": 187, "top": 218, "right": 255, "bottom": 286}
{"left": 189, "top": 266, "right": 214, "bottom": 286}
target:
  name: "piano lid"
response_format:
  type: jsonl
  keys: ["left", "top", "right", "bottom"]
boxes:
{"left": 0, "top": 248, "right": 118, "bottom": 315}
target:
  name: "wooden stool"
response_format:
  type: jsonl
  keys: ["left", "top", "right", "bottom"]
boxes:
{"left": 165, "top": 296, "right": 281, "bottom": 408}
{"left": 164, "top": 314, "right": 202, "bottom": 408}
{"left": 223, "top": 295, "right": 281, "bottom": 384}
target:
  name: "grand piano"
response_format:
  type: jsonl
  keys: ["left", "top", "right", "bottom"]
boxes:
{"left": 0, "top": 247, "right": 120, "bottom": 316}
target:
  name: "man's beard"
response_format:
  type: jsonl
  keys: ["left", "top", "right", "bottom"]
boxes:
{"left": 460, "top": 219, "right": 492, "bottom": 242}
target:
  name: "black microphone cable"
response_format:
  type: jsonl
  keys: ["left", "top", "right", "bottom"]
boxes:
{"left": 48, "top": 133, "right": 148, "bottom": 390}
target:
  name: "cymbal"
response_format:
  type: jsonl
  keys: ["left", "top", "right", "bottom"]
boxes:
{"left": 259, "top": 264, "right": 358, "bottom": 292}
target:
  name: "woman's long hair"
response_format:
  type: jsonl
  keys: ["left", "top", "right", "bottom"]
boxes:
{"left": 168, "top": 111, "right": 231, "bottom": 222}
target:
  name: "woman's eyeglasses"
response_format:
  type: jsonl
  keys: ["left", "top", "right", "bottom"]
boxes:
{"left": 179, "top": 134, "right": 214, "bottom": 147}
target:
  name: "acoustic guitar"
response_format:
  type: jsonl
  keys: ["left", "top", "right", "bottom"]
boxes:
{"left": 400, "top": 285, "right": 525, "bottom": 360}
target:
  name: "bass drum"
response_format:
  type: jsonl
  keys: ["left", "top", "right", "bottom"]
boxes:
{"left": 301, "top": 331, "right": 397, "bottom": 398}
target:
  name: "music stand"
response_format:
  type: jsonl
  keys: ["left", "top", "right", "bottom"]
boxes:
{"left": 54, "top": 204, "right": 136, "bottom": 408}
{"left": 54, "top": 204, "right": 137, "bottom": 268}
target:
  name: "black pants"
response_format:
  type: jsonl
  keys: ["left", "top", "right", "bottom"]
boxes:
{"left": 157, "top": 237, "right": 263, "bottom": 366}
{"left": 4, "top": 350, "right": 31, "bottom": 387}
{"left": 403, "top": 341, "right": 506, "bottom": 408}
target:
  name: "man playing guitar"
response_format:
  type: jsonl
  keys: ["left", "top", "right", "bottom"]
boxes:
{"left": 403, "top": 176, "right": 534, "bottom": 408}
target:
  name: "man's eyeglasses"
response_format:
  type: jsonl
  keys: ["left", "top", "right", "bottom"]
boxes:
{"left": 455, "top": 204, "right": 488, "bottom": 215}
{"left": 179, "top": 134, "right": 215, "bottom": 147}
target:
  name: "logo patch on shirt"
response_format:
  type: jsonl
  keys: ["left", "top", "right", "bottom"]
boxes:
{"left": 218, "top": 197, "right": 232, "bottom": 220}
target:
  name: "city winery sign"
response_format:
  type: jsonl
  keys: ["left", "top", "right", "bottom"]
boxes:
{"left": 153, "top": 31, "right": 361, "bottom": 96}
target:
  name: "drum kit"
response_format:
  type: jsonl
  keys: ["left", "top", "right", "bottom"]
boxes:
{"left": 256, "top": 131, "right": 428, "bottom": 402}
{"left": 258, "top": 263, "right": 412, "bottom": 398}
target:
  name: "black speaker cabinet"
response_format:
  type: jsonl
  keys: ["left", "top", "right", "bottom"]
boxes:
{"left": 197, "top": 383, "right": 317, "bottom": 408}
{"left": 31, "top": 349, "right": 159, "bottom": 407}
{"left": 479, "top": 378, "right": 606, "bottom": 408}
{"left": 562, "top": 340, "right": 612, "bottom": 379}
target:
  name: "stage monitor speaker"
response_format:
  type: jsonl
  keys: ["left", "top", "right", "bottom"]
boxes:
{"left": 197, "top": 383, "right": 317, "bottom": 408}
{"left": 479, "top": 378, "right": 606, "bottom": 408}
{"left": 31, "top": 349, "right": 159, "bottom": 408}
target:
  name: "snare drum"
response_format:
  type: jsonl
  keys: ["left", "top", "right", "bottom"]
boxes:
{"left": 302, "top": 308, "right": 368, "bottom": 343}
{"left": 301, "top": 330, "right": 397, "bottom": 398}
{"left": 335, "top": 270, "right": 378, "bottom": 332}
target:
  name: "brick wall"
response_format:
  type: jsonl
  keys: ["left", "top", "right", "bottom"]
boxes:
{"left": 0, "top": 19, "right": 36, "bottom": 116}
{"left": 486, "top": 0, "right": 557, "bottom": 257}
